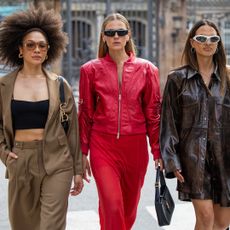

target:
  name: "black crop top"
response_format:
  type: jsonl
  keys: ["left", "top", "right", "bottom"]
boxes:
{"left": 11, "top": 99, "right": 49, "bottom": 130}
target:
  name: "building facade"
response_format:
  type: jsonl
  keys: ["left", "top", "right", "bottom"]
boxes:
{"left": 0, "top": 0, "right": 230, "bottom": 87}
{"left": 61, "top": 0, "right": 158, "bottom": 85}
{"left": 187, "top": 0, "right": 230, "bottom": 64}
{"left": 62, "top": 0, "right": 230, "bottom": 87}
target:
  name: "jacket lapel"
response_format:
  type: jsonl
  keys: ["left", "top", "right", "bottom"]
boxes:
{"left": 0, "top": 69, "right": 60, "bottom": 145}
{"left": 0, "top": 70, "right": 18, "bottom": 145}
{"left": 44, "top": 69, "right": 59, "bottom": 123}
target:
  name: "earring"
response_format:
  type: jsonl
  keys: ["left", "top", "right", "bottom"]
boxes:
{"left": 215, "top": 47, "right": 219, "bottom": 54}
{"left": 191, "top": 47, "right": 196, "bottom": 53}
{"left": 45, "top": 55, "right": 48, "bottom": 60}
{"left": 18, "top": 53, "right": 23, "bottom": 58}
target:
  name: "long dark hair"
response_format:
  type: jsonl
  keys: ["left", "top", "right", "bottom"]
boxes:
{"left": 182, "top": 19, "right": 229, "bottom": 94}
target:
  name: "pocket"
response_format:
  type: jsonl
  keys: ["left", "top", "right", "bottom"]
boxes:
{"left": 181, "top": 101, "right": 199, "bottom": 128}
{"left": 222, "top": 103, "right": 230, "bottom": 126}
{"left": 10, "top": 147, "right": 27, "bottom": 182}
{"left": 6, "top": 155, "right": 17, "bottom": 179}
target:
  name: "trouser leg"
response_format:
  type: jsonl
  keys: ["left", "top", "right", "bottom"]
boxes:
{"left": 121, "top": 137, "right": 148, "bottom": 230}
{"left": 7, "top": 141, "right": 43, "bottom": 230}
{"left": 7, "top": 140, "right": 73, "bottom": 230}
{"left": 94, "top": 165, "right": 126, "bottom": 230}
{"left": 40, "top": 169, "right": 73, "bottom": 230}
{"left": 90, "top": 133, "right": 126, "bottom": 230}
{"left": 90, "top": 132, "right": 148, "bottom": 230}
{"left": 120, "top": 134, "right": 149, "bottom": 229}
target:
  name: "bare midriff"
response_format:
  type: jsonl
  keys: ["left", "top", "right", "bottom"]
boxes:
{"left": 14, "top": 129, "right": 44, "bottom": 141}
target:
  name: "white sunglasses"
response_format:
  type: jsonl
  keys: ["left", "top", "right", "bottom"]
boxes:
{"left": 193, "top": 35, "right": 220, "bottom": 44}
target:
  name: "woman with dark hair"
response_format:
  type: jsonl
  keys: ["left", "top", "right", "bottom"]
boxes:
{"left": 78, "top": 13, "right": 162, "bottom": 230}
{"left": 160, "top": 19, "right": 230, "bottom": 229}
{"left": 0, "top": 6, "right": 83, "bottom": 230}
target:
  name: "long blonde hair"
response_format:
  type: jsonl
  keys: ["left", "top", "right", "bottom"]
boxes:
{"left": 97, "top": 13, "right": 136, "bottom": 58}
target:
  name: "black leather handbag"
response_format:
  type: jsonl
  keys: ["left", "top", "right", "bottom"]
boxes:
{"left": 154, "top": 166, "right": 175, "bottom": 226}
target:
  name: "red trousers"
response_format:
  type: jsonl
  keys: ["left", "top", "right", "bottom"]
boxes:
{"left": 89, "top": 131, "right": 149, "bottom": 230}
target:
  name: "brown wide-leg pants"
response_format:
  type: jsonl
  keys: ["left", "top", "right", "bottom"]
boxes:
{"left": 6, "top": 140, "right": 73, "bottom": 230}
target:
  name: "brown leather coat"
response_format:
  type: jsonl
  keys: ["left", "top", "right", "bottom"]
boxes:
{"left": 160, "top": 65, "right": 230, "bottom": 199}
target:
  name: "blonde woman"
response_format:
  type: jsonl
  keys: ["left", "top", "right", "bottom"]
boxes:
{"left": 79, "top": 13, "right": 162, "bottom": 230}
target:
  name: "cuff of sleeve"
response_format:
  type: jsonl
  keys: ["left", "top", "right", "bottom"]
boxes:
{"left": 81, "top": 143, "right": 89, "bottom": 156}
{"left": 73, "top": 165, "right": 83, "bottom": 176}
{"left": 151, "top": 147, "right": 161, "bottom": 160}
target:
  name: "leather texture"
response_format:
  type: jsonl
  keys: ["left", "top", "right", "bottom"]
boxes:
{"left": 78, "top": 52, "right": 161, "bottom": 159}
{"left": 155, "top": 166, "right": 175, "bottom": 226}
{"left": 160, "top": 65, "right": 230, "bottom": 205}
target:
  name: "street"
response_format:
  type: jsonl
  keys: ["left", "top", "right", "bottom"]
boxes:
{"left": 0, "top": 151, "right": 196, "bottom": 230}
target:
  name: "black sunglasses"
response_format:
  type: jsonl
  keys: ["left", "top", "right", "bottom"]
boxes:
{"left": 104, "top": 29, "right": 128, "bottom": 37}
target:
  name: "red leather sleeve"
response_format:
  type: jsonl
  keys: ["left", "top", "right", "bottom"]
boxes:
{"left": 78, "top": 65, "right": 95, "bottom": 156}
{"left": 143, "top": 63, "right": 161, "bottom": 160}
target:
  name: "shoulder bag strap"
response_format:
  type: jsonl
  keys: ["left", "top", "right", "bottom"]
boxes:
{"left": 58, "top": 76, "right": 65, "bottom": 103}
{"left": 58, "top": 76, "right": 69, "bottom": 134}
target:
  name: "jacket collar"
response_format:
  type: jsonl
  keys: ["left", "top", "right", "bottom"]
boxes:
{"left": 187, "top": 65, "right": 220, "bottom": 81}
{"left": 104, "top": 51, "right": 135, "bottom": 63}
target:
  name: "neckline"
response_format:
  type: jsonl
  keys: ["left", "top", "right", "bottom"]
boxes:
{"left": 12, "top": 99, "right": 49, "bottom": 103}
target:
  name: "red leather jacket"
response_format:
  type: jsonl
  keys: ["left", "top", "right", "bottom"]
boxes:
{"left": 78, "top": 52, "right": 161, "bottom": 159}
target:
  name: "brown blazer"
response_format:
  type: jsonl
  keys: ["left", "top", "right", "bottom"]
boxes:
{"left": 0, "top": 68, "right": 82, "bottom": 177}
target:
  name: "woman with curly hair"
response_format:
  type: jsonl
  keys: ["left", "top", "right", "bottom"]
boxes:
{"left": 0, "top": 6, "right": 83, "bottom": 230}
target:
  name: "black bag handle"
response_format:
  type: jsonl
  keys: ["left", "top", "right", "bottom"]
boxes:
{"left": 155, "top": 166, "right": 166, "bottom": 201}
{"left": 155, "top": 166, "right": 166, "bottom": 188}
{"left": 58, "top": 76, "right": 65, "bottom": 103}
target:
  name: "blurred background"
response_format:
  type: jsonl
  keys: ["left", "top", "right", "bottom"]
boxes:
{"left": 0, "top": 0, "right": 230, "bottom": 90}
{"left": 0, "top": 1, "right": 230, "bottom": 229}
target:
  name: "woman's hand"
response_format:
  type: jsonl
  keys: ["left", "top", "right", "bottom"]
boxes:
{"left": 6, "top": 152, "right": 18, "bottom": 165}
{"left": 70, "top": 175, "right": 83, "bottom": 196}
{"left": 7, "top": 151, "right": 18, "bottom": 160}
{"left": 174, "top": 170, "right": 185, "bottom": 183}
{"left": 82, "top": 155, "right": 91, "bottom": 183}
{"left": 155, "top": 158, "right": 164, "bottom": 171}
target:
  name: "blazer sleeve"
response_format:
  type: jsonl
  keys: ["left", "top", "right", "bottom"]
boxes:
{"left": 142, "top": 63, "right": 161, "bottom": 160}
{"left": 78, "top": 65, "right": 95, "bottom": 156}
{"left": 160, "top": 73, "right": 182, "bottom": 178}
{"left": 63, "top": 79, "right": 83, "bottom": 175}
{"left": 0, "top": 87, "right": 10, "bottom": 165}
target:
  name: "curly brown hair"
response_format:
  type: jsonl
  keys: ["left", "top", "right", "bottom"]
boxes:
{"left": 0, "top": 6, "right": 68, "bottom": 67}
